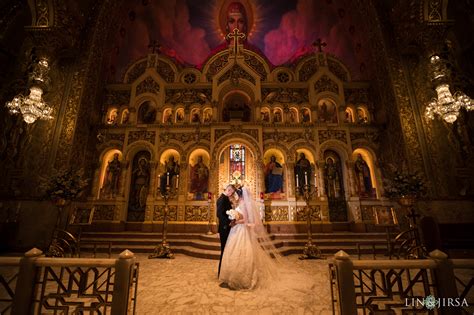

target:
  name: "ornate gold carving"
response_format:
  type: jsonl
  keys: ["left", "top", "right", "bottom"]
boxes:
{"left": 128, "top": 131, "right": 156, "bottom": 145}
{"left": 327, "top": 58, "right": 349, "bottom": 82}
{"left": 136, "top": 77, "right": 160, "bottom": 95}
{"left": 361, "top": 205, "right": 376, "bottom": 221}
{"left": 295, "top": 206, "right": 321, "bottom": 221}
{"left": 153, "top": 205, "right": 178, "bottom": 221}
{"left": 314, "top": 75, "right": 338, "bottom": 94}
{"left": 298, "top": 58, "right": 318, "bottom": 81}
{"left": 243, "top": 52, "right": 266, "bottom": 81}
{"left": 160, "top": 132, "right": 211, "bottom": 144}
{"left": 165, "top": 89, "right": 211, "bottom": 105}
{"left": 206, "top": 53, "right": 229, "bottom": 81}
{"left": 350, "top": 131, "right": 379, "bottom": 144}
{"left": 344, "top": 88, "right": 371, "bottom": 105}
{"left": 264, "top": 206, "right": 289, "bottom": 221}
{"left": 261, "top": 88, "right": 308, "bottom": 104}
{"left": 155, "top": 60, "right": 175, "bottom": 83}
{"left": 215, "top": 129, "right": 231, "bottom": 141}
{"left": 93, "top": 205, "right": 115, "bottom": 221}
{"left": 218, "top": 64, "right": 255, "bottom": 85}
{"left": 125, "top": 60, "right": 147, "bottom": 83}
{"left": 184, "top": 205, "right": 209, "bottom": 221}
{"left": 105, "top": 90, "right": 130, "bottom": 106}
{"left": 318, "top": 130, "right": 347, "bottom": 144}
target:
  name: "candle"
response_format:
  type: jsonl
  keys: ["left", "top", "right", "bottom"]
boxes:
{"left": 166, "top": 172, "right": 170, "bottom": 186}
{"left": 391, "top": 208, "right": 398, "bottom": 225}
{"left": 175, "top": 175, "right": 179, "bottom": 189}
{"left": 296, "top": 174, "right": 299, "bottom": 188}
{"left": 304, "top": 171, "right": 308, "bottom": 185}
{"left": 314, "top": 173, "right": 317, "bottom": 187}
{"left": 158, "top": 175, "right": 161, "bottom": 188}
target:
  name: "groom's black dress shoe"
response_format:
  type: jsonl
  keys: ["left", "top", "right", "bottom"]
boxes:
{"left": 219, "top": 282, "right": 229, "bottom": 288}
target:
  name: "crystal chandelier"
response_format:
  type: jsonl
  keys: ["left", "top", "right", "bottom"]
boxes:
{"left": 5, "top": 58, "right": 53, "bottom": 124}
{"left": 424, "top": 55, "right": 473, "bottom": 123}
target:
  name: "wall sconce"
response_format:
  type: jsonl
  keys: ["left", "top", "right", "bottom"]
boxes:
{"left": 424, "top": 55, "right": 473, "bottom": 123}
{"left": 5, "top": 58, "right": 53, "bottom": 124}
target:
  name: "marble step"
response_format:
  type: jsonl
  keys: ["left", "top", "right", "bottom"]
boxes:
{"left": 78, "top": 243, "right": 389, "bottom": 260}
{"left": 81, "top": 231, "right": 389, "bottom": 241}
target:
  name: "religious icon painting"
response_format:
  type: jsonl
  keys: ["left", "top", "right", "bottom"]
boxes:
{"left": 317, "top": 99, "right": 338, "bottom": 123}
{"left": 163, "top": 109, "right": 173, "bottom": 124}
{"left": 261, "top": 108, "right": 270, "bottom": 122}
{"left": 289, "top": 108, "right": 298, "bottom": 123}
{"left": 273, "top": 109, "right": 283, "bottom": 123}
{"left": 176, "top": 108, "right": 185, "bottom": 123}
{"left": 191, "top": 109, "right": 201, "bottom": 123}
{"left": 203, "top": 108, "right": 212, "bottom": 123}
{"left": 106, "top": 108, "right": 118, "bottom": 125}
{"left": 301, "top": 108, "right": 311, "bottom": 122}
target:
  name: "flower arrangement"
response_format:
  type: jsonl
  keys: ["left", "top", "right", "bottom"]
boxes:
{"left": 226, "top": 209, "right": 242, "bottom": 221}
{"left": 383, "top": 170, "right": 427, "bottom": 199}
{"left": 41, "top": 168, "right": 89, "bottom": 202}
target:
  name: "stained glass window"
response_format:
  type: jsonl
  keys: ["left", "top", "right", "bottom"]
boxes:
{"left": 229, "top": 144, "right": 245, "bottom": 183}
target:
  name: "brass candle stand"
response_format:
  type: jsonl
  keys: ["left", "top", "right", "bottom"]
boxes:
{"left": 206, "top": 196, "right": 213, "bottom": 235}
{"left": 149, "top": 184, "right": 176, "bottom": 259}
{"left": 299, "top": 183, "right": 322, "bottom": 260}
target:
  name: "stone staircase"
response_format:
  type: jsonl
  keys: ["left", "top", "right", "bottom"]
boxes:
{"left": 78, "top": 231, "right": 390, "bottom": 259}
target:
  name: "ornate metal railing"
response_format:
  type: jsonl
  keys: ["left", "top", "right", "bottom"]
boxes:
{"left": 329, "top": 250, "right": 474, "bottom": 315}
{"left": 0, "top": 257, "right": 20, "bottom": 314}
{"left": 0, "top": 248, "right": 138, "bottom": 314}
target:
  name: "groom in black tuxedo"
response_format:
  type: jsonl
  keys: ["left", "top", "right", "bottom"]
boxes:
{"left": 216, "top": 184, "right": 236, "bottom": 277}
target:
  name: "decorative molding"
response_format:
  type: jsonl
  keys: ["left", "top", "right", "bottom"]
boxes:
{"left": 314, "top": 75, "right": 339, "bottom": 94}
{"left": 206, "top": 53, "right": 229, "bottom": 82}
{"left": 318, "top": 130, "right": 347, "bottom": 144}
{"left": 155, "top": 60, "right": 175, "bottom": 83}
{"left": 243, "top": 52, "right": 266, "bottom": 81}
{"left": 93, "top": 205, "right": 115, "bottom": 221}
{"left": 136, "top": 77, "right": 160, "bottom": 95}
{"left": 327, "top": 58, "right": 349, "bottom": 82}
{"left": 261, "top": 88, "right": 308, "bottom": 104}
{"left": 128, "top": 131, "right": 156, "bottom": 145}
{"left": 165, "top": 89, "right": 211, "bottom": 105}
{"left": 264, "top": 206, "right": 289, "bottom": 221}
{"left": 125, "top": 60, "right": 147, "bottom": 84}
{"left": 153, "top": 205, "right": 178, "bottom": 221}
{"left": 218, "top": 64, "right": 255, "bottom": 85}
{"left": 298, "top": 58, "right": 318, "bottom": 81}
{"left": 184, "top": 205, "right": 209, "bottom": 221}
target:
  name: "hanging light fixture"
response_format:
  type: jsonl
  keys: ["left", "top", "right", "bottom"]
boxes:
{"left": 5, "top": 58, "right": 53, "bottom": 124}
{"left": 424, "top": 55, "right": 473, "bottom": 123}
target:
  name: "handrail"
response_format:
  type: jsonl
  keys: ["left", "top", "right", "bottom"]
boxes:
{"left": 0, "top": 257, "right": 21, "bottom": 266}
{"left": 352, "top": 259, "right": 437, "bottom": 269}
{"left": 35, "top": 257, "right": 116, "bottom": 267}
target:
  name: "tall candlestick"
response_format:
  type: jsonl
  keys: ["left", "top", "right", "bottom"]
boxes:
{"left": 166, "top": 172, "right": 170, "bottom": 186}
{"left": 304, "top": 171, "right": 308, "bottom": 185}
{"left": 175, "top": 175, "right": 179, "bottom": 189}
{"left": 296, "top": 174, "right": 299, "bottom": 188}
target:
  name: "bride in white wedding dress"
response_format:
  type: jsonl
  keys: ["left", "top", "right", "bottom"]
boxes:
{"left": 219, "top": 187, "right": 281, "bottom": 290}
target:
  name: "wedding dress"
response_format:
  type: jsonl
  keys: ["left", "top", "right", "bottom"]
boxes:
{"left": 219, "top": 187, "right": 280, "bottom": 290}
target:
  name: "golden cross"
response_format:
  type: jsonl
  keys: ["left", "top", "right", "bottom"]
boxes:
{"left": 313, "top": 38, "right": 327, "bottom": 53}
{"left": 148, "top": 40, "right": 161, "bottom": 54}
{"left": 226, "top": 28, "right": 246, "bottom": 55}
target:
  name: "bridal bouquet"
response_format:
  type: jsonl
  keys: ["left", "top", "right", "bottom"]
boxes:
{"left": 226, "top": 209, "right": 241, "bottom": 221}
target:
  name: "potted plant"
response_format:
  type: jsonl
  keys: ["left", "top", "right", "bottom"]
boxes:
{"left": 383, "top": 170, "right": 427, "bottom": 206}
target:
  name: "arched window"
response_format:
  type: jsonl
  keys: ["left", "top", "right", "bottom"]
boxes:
{"left": 229, "top": 144, "right": 246, "bottom": 183}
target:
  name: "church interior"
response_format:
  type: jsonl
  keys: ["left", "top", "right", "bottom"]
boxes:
{"left": 0, "top": 0, "right": 473, "bottom": 313}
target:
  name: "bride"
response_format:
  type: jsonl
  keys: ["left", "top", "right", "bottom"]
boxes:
{"left": 219, "top": 186, "right": 281, "bottom": 290}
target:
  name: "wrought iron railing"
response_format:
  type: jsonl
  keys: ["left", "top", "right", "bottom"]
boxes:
{"left": 329, "top": 250, "right": 474, "bottom": 315}
{"left": 0, "top": 257, "right": 20, "bottom": 314}
{"left": 0, "top": 248, "right": 138, "bottom": 314}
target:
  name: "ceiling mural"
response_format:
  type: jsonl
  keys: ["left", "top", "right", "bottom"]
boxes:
{"left": 108, "top": 0, "right": 370, "bottom": 81}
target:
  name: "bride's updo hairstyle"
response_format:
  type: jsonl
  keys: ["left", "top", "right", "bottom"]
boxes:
{"left": 236, "top": 188, "right": 243, "bottom": 198}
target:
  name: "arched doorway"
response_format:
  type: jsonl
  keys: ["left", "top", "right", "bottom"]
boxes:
{"left": 222, "top": 92, "right": 252, "bottom": 122}
{"left": 216, "top": 140, "right": 258, "bottom": 198}
{"left": 323, "top": 150, "right": 348, "bottom": 222}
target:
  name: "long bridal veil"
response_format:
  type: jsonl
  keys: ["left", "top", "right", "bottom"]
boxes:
{"left": 240, "top": 187, "right": 282, "bottom": 287}
{"left": 240, "top": 187, "right": 317, "bottom": 295}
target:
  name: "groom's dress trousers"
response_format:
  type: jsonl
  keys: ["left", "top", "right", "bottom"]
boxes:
{"left": 217, "top": 193, "right": 233, "bottom": 276}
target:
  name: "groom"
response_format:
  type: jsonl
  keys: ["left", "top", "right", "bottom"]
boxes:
{"left": 216, "top": 184, "right": 236, "bottom": 277}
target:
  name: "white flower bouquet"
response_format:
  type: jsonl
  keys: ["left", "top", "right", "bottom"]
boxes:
{"left": 226, "top": 209, "right": 241, "bottom": 221}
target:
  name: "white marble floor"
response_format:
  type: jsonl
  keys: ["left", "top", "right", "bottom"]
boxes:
{"left": 135, "top": 254, "right": 333, "bottom": 315}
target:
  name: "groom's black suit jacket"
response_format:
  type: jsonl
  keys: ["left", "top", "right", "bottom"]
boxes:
{"left": 216, "top": 193, "right": 233, "bottom": 234}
